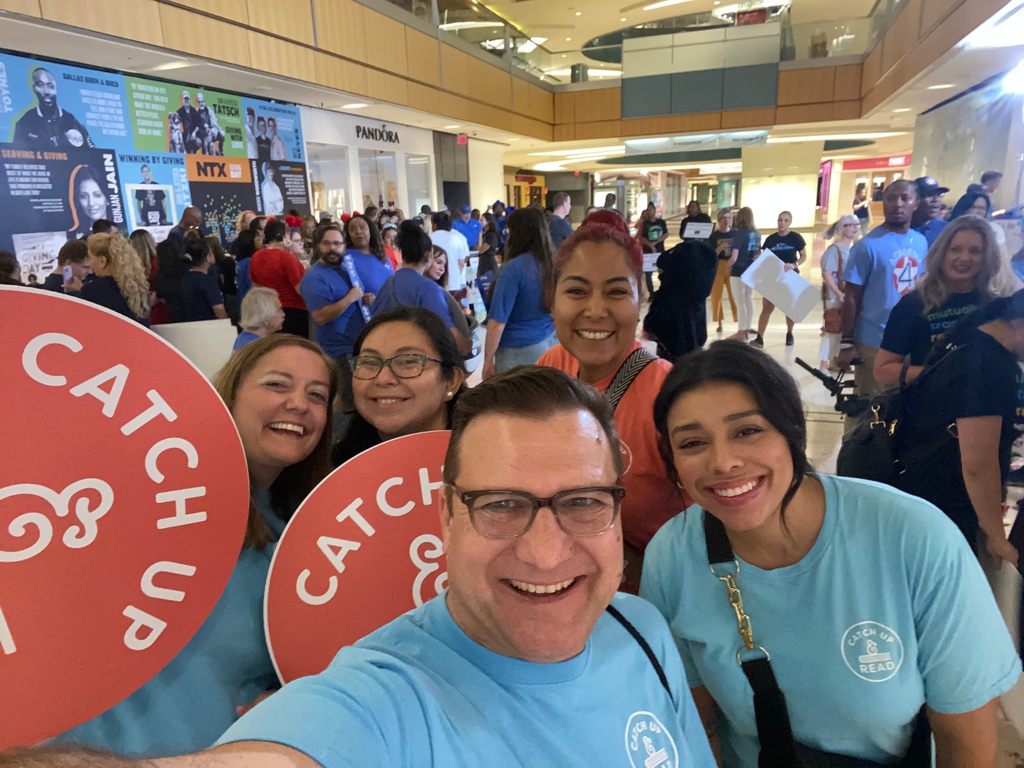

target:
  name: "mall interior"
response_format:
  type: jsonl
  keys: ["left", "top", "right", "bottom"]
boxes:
{"left": 7, "top": 0, "right": 1024, "bottom": 764}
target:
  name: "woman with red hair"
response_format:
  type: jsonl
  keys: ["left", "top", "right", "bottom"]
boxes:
{"left": 537, "top": 209, "right": 682, "bottom": 591}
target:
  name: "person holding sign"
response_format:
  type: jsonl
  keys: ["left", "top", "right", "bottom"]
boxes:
{"left": 751, "top": 211, "right": 806, "bottom": 349}
{"left": 54, "top": 335, "right": 338, "bottom": 758}
{"left": 11, "top": 367, "right": 716, "bottom": 767}
{"left": 537, "top": 210, "right": 681, "bottom": 591}
{"left": 332, "top": 307, "right": 466, "bottom": 465}
{"left": 641, "top": 340, "right": 1019, "bottom": 767}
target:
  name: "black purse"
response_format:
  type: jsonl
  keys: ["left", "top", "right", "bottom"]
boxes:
{"left": 703, "top": 513, "right": 930, "bottom": 767}
{"left": 837, "top": 346, "right": 961, "bottom": 485}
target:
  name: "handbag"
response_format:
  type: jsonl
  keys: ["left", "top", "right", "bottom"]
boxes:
{"left": 836, "top": 346, "right": 961, "bottom": 484}
{"left": 821, "top": 245, "right": 843, "bottom": 334}
{"left": 703, "top": 513, "right": 930, "bottom": 767}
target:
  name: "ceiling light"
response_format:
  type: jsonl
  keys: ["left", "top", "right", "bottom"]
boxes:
{"left": 893, "top": 108, "right": 911, "bottom": 113}
{"left": 565, "top": 37, "right": 572, "bottom": 41}
{"left": 642, "top": 0, "right": 692, "bottom": 10}
{"left": 575, "top": 11, "right": 582, "bottom": 15}
{"left": 1004, "top": 60, "right": 1024, "bottom": 94}
{"left": 439, "top": 21, "right": 504, "bottom": 30}
{"left": 444, "top": 125, "right": 461, "bottom": 130}
{"left": 342, "top": 103, "right": 369, "bottom": 109}
{"left": 766, "top": 132, "right": 905, "bottom": 143}
{"left": 530, "top": 145, "right": 625, "bottom": 157}
{"left": 621, "top": 17, "right": 627, "bottom": 21}
{"left": 926, "top": 83, "right": 955, "bottom": 90}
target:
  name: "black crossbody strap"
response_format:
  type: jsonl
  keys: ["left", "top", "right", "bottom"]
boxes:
{"left": 605, "top": 347, "right": 657, "bottom": 412}
{"left": 704, "top": 513, "right": 796, "bottom": 767}
{"left": 606, "top": 604, "right": 675, "bottom": 706}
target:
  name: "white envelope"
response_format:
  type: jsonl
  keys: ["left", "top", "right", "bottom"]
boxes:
{"left": 739, "top": 249, "right": 820, "bottom": 322}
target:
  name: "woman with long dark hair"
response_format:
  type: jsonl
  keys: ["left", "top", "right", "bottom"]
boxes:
{"left": 68, "top": 165, "right": 111, "bottom": 240}
{"left": 642, "top": 340, "right": 1019, "bottom": 767}
{"left": 480, "top": 207, "right": 557, "bottom": 378}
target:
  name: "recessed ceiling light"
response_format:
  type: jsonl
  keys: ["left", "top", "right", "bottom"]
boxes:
{"left": 893, "top": 108, "right": 912, "bottom": 113}
{"left": 565, "top": 37, "right": 572, "bottom": 41}
{"left": 342, "top": 103, "right": 369, "bottom": 109}
{"left": 444, "top": 125, "right": 461, "bottom": 130}
{"left": 562, "top": 54, "right": 567, "bottom": 58}
{"left": 926, "top": 83, "right": 955, "bottom": 90}
{"left": 642, "top": 0, "right": 692, "bottom": 9}
{"left": 621, "top": 17, "right": 627, "bottom": 21}
{"left": 575, "top": 11, "right": 582, "bottom": 15}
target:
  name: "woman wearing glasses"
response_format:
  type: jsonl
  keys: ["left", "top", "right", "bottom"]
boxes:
{"left": 332, "top": 307, "right": 467, "bottom": 466}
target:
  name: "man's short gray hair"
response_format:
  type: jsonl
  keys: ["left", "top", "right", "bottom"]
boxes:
{"left": 240, "top": 287, "right": 281, "bottom": 330}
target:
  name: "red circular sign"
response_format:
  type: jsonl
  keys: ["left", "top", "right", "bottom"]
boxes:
{"left": 265, "top": 431, "right": 450, "bottom": 683}
{"left": 0, "top": 288, "right": 249, "bottom": 748}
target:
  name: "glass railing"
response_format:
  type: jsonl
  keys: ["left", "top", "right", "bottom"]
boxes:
{"left": 371, "top": 0, "right": 913, "bottom": 84}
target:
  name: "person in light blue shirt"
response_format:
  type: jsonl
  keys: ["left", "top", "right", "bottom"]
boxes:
{"left": 56, "top": 335, "right": 339, "bottom": 758}
{"left": 482, "top": 207, "right": 557, "bottom": 378}
{"left": 232, "top": 286, "right": 284, "bottom": 352}
{"left": 452, "top": 203, "right": 482, "bottom": 250}
{"left": 838, "top": 179, "right": 928, "bottom": 407}
{"left": 642, "top": 341, "right": 1019, "bottom": 767}
{"left": 30, "top": 368, "right": 715, "bottom": 768}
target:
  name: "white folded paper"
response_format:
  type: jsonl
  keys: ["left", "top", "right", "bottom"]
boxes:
{"left": 683, "top": 221, "right": 713, "bottom": 239}
{"left": 740, "top": 249, "right": 820, "bottom": 322}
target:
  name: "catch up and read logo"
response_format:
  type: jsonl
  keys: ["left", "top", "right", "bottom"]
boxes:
{"left": 841, "top": 621, "right": 904, "bottom": 682}
{"left": 625, "top": 712, "right": 678, "bottom": 768}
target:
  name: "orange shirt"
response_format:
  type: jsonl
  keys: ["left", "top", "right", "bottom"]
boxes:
{"left": 536, "top": 341, "right": 683, "bottom": 551}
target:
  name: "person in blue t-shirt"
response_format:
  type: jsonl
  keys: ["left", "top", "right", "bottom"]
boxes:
{"left": 233, "top": 286, "right": 285, "bottom": 352}
{"left": 911, "top": 176, "right": 949, "bottom": 247}
{"left": 300, "top": 222, "right": 392, "bottom": 362}
{"left": 451, "top": 203, "right": 482, "bottom": 251}
{"left": 371, "top": 221, "right": 473, "bottom": 357}
{"left": 876, "top": 215, "right": 1015, "bottom": 385}
{"left": 838, "top": 179, "right": 928, "bottom": 414}
{"left": 726, "top": 207, "right": 761, "bottom": 341}
{"left": 481, "top": 207, "right": 558, "bottom": 378}
{"left": 182, "top": 237, "right": 228, "bottom": 322}
{"left": 56, "top": 336, "right": 338, "bottom": 759}
{"left": 642, "top": 341, "right": 1020, "bottom": 768}
{"left": 33, "top": 368, "right": 715, "bottom": 768}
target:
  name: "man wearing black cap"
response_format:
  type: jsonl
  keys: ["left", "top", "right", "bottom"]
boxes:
{"left": 912, "top": 176, "right": 949, "bottom": 247}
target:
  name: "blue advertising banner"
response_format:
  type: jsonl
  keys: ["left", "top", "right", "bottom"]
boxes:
{"left": 0, "top": 50, "right": 310, "bottom": 279}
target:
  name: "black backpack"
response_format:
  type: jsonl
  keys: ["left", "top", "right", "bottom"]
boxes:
{"left": 837, "top": 344, "right": 963, "bottom": 484}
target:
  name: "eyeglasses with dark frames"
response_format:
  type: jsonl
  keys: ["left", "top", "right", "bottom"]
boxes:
{"left": 446, "top": 483, "right": 625, "bottom": 539}
{"left": 351, "top": 354, "right": 443, "bottom": 380}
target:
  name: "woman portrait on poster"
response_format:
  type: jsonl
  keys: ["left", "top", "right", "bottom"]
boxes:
{"left": 262, "top": 163, "right": 285, "bottom": 216}
{"left": 268, "top": 117, "right": 287, "bottom": 162}
{"left": 68, "top": 165, "right": 112, "bottom": 240}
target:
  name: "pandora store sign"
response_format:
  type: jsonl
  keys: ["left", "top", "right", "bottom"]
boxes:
{"left": 355, "top": 124, "right": 400, "bottom": 145}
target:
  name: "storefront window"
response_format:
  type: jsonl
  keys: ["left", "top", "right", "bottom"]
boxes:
{"left": 307, "top": 143, "right": 349, "bottom": 219}
{"left": 406, "top": 154, "right": 432, "bottom": 215}
{"left": 359, "top": 149, "right": 399, "bottom": 210}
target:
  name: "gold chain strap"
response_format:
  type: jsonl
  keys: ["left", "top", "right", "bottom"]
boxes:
{"left": 712, "top": 561, "right": 755, "bottom": 652}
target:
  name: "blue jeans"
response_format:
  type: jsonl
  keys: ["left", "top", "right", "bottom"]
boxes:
{"left": 494, "top": 331, "right": 558, "bottom": 373}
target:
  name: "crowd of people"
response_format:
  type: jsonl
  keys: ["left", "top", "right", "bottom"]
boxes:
{"left": 6, "top": 170, "right": 1024, "bottom": 768}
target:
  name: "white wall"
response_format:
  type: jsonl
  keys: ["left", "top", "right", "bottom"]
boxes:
{"left": 741, "top": 142, "right": 824, "bottom": 229}
{"left": 467, "top": 139, "right": 507, "bottom": 211}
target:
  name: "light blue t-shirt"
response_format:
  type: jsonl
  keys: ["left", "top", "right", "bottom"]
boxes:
{"left": 371, "top": 267, "right": 456, "bottom": 326}
{"left": 487, "top": 252, "right": 555, "bottom": 348}
{"left": 640, "top": 474, "right": 1020, "bottom": 768}
{"left": 301, "top": 254, "right": 393, "bottom": 357}
{"left": 218, "top": 593, "right": 716, "bottom": 768}
{"left": 58, "top": 490, "right": 287, "bottom": 758}
{"left": 232, "top": 330, "right": 260, "bottom": 352}
{"left": 843, "top": 226, "right": 928, "bottom": 348}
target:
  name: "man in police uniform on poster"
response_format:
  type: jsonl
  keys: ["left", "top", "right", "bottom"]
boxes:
{"left": 13, "top": 66, "right": 95, "bottom": 150}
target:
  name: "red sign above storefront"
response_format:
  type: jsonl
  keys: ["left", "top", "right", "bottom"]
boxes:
{"left": 843, "top": 155, "right": 912, "bottom": 171}
{"left": 265, "top": 431, "right": 450, "bottom": 683}
{"left": 0, "top": 287, "right": 249, "bottom": 748}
